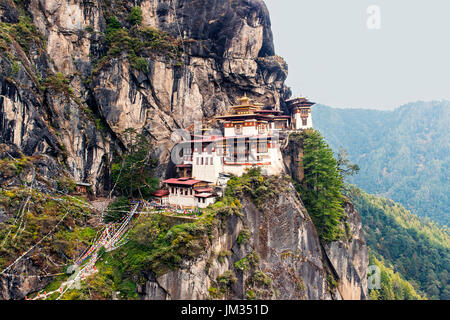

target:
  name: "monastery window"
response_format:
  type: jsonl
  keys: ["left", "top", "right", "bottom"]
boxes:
{"left": 302, "top": 118, "right": 308, "bottom": 126}
{"left": 257, "top": 142, "right": 268, "bottom": 154}
{"left": 205, "top": 158, "right": 209, "bottom": 165}
{"left": 210, "top": 157, "right": 214, "bottom": 165}
{"left": 235, "top": 124, "right": 243, "bottom": 135}
{"left": 171, "top": 187, "right": 174, "bottom": 194}
{"left": 185, "top": 189, "right": 188, "bottom": 196}
{"left": 258, "top": 124, "right": 267, "bottom": 134}
{"left": 201, "top": 157, "right": 204, "bottom": 165}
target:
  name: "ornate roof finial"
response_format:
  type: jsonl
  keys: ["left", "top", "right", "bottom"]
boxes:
{"left": 238, "top": 93, "right": 252, "bottom": 106}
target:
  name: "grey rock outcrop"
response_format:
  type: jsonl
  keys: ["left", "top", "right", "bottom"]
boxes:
{"left": 138, "top": 179, "right": 368, "bottom": 300}
{"left": 1, "top": 0, "right": 290, "bottom": 193}
{"left": 0, "top": 0, "right": 369, "bottom": 300}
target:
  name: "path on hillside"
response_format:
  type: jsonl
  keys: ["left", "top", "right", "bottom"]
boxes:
{"left": 29, "top": 200, "right": 201, "bottom": 300}
{"left": 30, "top": 202, "right": 141, "bottom": 300}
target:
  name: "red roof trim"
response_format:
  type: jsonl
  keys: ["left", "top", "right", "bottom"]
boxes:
{"left": 162, "top": 178, "right": 203, "bottom": 186}
{"left": 153, "top": 190, "right": 169, "bottom": 197}
{"left": 176, "top": 164, "right": 192, "bottom": 168}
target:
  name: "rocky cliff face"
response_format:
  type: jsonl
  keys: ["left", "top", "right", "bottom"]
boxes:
{"left": 138, "top": 177, "right": 368, "bottom": 300}
{"left": 281, "top": 133, "right": 369, "bottom": 300}
{"left": 323, "top": 201, "right": 368, "bottom": 300}
{"left": 0, "top": 0, "right": 369, "bottom": 300}
{"left": 0, "top": 0, "right": 290, "bottom": 193}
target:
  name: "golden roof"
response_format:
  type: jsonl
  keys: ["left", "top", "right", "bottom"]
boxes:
{"left": 237, "top": 94, "right": 252, "bottom": 106}
{"left": 231, "top": 94, "right": 262, "bottom": 113}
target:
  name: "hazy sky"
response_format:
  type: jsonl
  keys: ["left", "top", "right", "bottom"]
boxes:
{"left": 264, "top": 0, "right": 450, "bottom": 110}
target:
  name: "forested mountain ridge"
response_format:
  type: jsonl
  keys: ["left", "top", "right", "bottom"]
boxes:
{"left": 0, "top": 0, "right": 369, "bottom": 300}
{"left": 344, "top": 185, "right": 450, "bottom": 300}
{"left": 313, "top": 101, "right": 450, "bottom": 226}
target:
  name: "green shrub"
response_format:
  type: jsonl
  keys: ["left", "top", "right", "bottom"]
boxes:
{"left": 43, "top": 72, "right": 74, "bottom": 97}
{"left": 234, "top": 257, "right": 249, "bottom": 271}
{"left": 252, "top": 271, "right": 272, "bottom": 287}
{"left": 237, "top": 229, "right": 251, "bottom": 245}
{"left": 225, "top": 167, "right": 281, "bottom": 207}
{"left": 95, "top": 17, "right": 180, "bottom": 74}
{"left": 218, "top": 250, "right": 232, "bottom": 264}
{"left": 8, "top": 16, "right": 44, "bottom": 54}
{"left": 11, "top": 60, "right": 20, "bottom": 75}
{"left": 95, "top": 118, "right": 107, "bottom": 131}
{"left": 217, "top": 271, "right": 237, "bottom": 287}
{"left": 127, "top": 7, "right": 143, "bottom": 26}
{"left": 209, "top": 286, "right": 223, "bottom": 299}
{"left": 56, "top": 176, "right": 77, "bottom": 193}
{"left": 106, "top": 16, "right": 122, "bottom": 35}
{"left": 129, "top": 54, "right": 148, "bottom": 72}
{"left": 245, "top": 289, "right": 256, "bottom": 300}
{"left": 84, "top": 25, "right": 94, "bottom": 33}
{"left": 327, "top": 274, "right": 338, "bottom": 289}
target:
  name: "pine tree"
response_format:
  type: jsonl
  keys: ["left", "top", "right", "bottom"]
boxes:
{"left": 298, "top": 130, "right": 345, "bottom": 242}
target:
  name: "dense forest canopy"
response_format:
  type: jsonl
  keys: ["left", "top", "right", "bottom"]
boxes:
{"left": 313, "top": 101, "right": 450, "bottom": 227}
{"left": 345, "top": 185, "right": 450, "bottom": 300}
{"left": 368, "top": 253, "right": 424, "bottom": 300}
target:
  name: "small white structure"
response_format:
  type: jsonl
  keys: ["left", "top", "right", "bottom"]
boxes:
{"left": 152, "top": 189, "right": 169, "bottom": 206}
{"left": 194, "top": 189, "right": 216, "bottom": 208}
{"left": 162, "top": 178, "right": 214, "bottom": 208}
{"left": 286, "top": 97, "right": 315, "bottom": 130}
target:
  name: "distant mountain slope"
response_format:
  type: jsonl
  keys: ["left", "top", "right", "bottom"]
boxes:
{"left": 344, "top": 185, "right": 450, "bottom": 300}
{"left": 313, "top": 101, "right": 450, "bottom": 226}
{"left": 368, "top": 253, "right": 424, "bottom": 300}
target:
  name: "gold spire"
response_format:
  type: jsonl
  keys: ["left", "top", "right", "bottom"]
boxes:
{"left": 238, "top": 93, "right": 252, "bottom": 106}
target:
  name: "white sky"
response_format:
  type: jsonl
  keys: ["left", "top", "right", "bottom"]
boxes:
{"left": 264, "top": 0, "right": 450, "bottom": 110}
